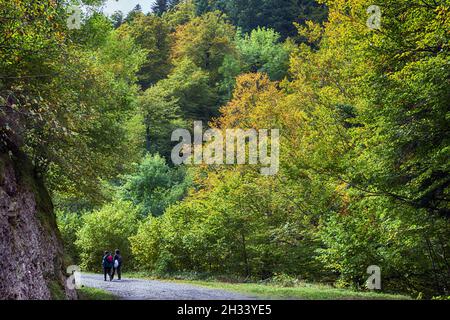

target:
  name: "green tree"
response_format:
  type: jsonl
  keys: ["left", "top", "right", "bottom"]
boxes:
{"left": 236, "top": 27, "right": 294, "bottom": 80}
{"left": 119, "top": 14, "right": 172, "bottom": 88}
{"left": 70, "top": 12, "right": 113, "bottom": 49}
{"left": 110, "top": 11, "right": 125, "bottom": 29}
{"left": 280, "top": 0, "right": 450, "bottom": 296}
{"left": 172, "top": 11, "right": 237, "bottom": 83}
{"left": 152, "top": 58, "right": 218, "bottom": 121}
{"left": 139, "top": 83, "right": 185, "bottom": 157}
{"left": 1, "top": 1, "right": 146, "bottom": 203}
{"left": 194, "top": 0, "right": 328, "bottom": 39}
{"left": 163, "top": 0, "right": 197, "bottom": 31}
{"left": 56, "top": 210, "right": 84, "bottom": 265}
{"left": 153, "top": 0, "right": 169, "bottom": 15}
{"left": 121, "top": 154, "right": 191, "bottom": 217}
{"left": 125, "top": 4, "right": 143, "bottom": 22}
{"left": 76, "top": 200, "right": 140, "bottom": 271}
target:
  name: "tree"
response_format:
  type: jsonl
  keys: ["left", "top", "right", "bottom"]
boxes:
{"left": 149, "top": 58, "right": 218, "bottom": 121}
{"left": 1, "top": 2, "right": 146, "bottom": 202}
{"left": 163, "top": 0, "right": 197, "bottom": 31}
{"left": 152, "top": 0, "right": 169, "bottom": 16}
{"left": 194, "top": 0, "right": 328, "bottom": 39}
{"left": 153, "top": 0, "right": 182, "bottom": 15}
{"left": 125, "top": 4, "right": 143, "bottom": 22}
{"left": 71, "top": 12, "right": 113, "bottom": 49}
{"left": 236, "top": 27, "right": 294, "bottom": 80}
{"left": 169, "top": 0, "right": 182, "bottom": 8}
{"left": 172, "top": 11, "right": 237, "bottom": 83}
{"left": 119, "top": 14, "right": 172, "bottom": 88}
{"left": 57, "top": 210, "right": 84, "bottom": 265}
{"left": 121, "top": 154, "right": 191, "bottom": 217}
{"left": 128, "top": 0, "right": 449, "bottom": 297}
{"left": 76, "top": 200, "right": 140, "bottom": 271}
{"left": 281, "top": 0, "right": 450, "bottom": 296}
{"left": 139, "top": 83, "right": 184, "bottom": 157}
{"left": 110, "top": 11, "right": 125, "bottom": 28}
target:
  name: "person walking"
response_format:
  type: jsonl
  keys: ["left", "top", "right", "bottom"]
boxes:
{"left": 111, "top": 249, "right": 123, "bottom": 281}
{"left": 102, "top": 251, "right": 114, "bottom": 281}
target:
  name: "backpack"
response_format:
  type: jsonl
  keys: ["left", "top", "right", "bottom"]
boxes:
{"left": 114, "top": 259, "right": 119, "bottom": 268}
{"left": 107, "top": 255, "right": 113, "bottom": 263}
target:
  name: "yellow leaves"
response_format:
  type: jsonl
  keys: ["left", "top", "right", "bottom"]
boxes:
{"left": 171, "top": 11, "right": 236, "bottom": 73}
{"left": 215, "top": 73, "right": 283, "bottom": 130}
{"left": 334, "top": 182, "right": 351, "bottom": 215}
{"left": 295, "top": 20, "right": 324, "bottom": 44}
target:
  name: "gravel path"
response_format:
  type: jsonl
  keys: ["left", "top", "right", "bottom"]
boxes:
{"left": 81, "top": 273, "right": 258, "bottom": 300}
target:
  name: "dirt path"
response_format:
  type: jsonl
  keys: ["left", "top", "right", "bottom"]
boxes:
{"left": 81, "top": 273, "right": 258, "bottom": 300}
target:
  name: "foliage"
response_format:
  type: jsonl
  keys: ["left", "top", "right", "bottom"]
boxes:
{"left": 317, "top": 200, "right": 450, "bottom": 296}
{"left": 119, "top": 13, "right": 172, "bottom": 88}
{"left": 236, "top": 27, "right": 294, "bottom": 80}
{"left": 3, "top": 0, "right": 449, "bottom": 299}
{"left": 194, "top": 0, "right": 328, "bottom": 39}
{"left": 1, "top": 4, "right": 146, "bottom": 202}
{"left": 131, "top": 169, "right": 326, "bottom": 280}
{"left": 163, "top": 0, "right": 197, "bottom": 31}
{"left": 280, "top": 0, "right": 450, "bottom": 296}
{"left": 70, "top": 12, "right": 113, "bottom": 48}
{"left": 76, "top": 200, "right": 140, "bottom": 271}
{"left": 130, "top": 0, "right": 450, "bottom": 297}
{"left": 121, "top": 154, "right": 191, "bottom": 217}
{"left": 152, "top": 0, "right": 182, "bottom": 16}
{"left": 171, "top": 11, "right": 237, "bottom": 83}
{"left": 148, "top": 58, "right": 218, "bottom": 121}
{"left": 56, "top": 210, "right": 84, "bottom": 264}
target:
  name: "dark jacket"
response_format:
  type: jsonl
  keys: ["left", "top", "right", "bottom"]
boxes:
{"left": 102, "top": 255, "right": 114, "bottom": 269}
{"left": 113, "top": 254, "right": 122, "bottom": 268}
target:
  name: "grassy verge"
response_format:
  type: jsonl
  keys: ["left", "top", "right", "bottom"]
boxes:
{"left": 122, "top": 272, "right": 410, "bottom": 300}
{"left": 173, "top": 280, "right": 409, "bottom": 300}
{"left": 77, "top": 287, "right": 118, "bottom": 300}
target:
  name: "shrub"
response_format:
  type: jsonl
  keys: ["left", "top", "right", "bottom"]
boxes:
{"left": 76, "top": 200, "right": 139, "bottom": 271}
{"left": 56, "top": 210, "right": 84, "bottom": 265}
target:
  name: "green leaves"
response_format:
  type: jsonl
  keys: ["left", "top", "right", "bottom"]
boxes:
{"left": 194, "top": 0, "right": 328, "bottom": 39}
{"left": 121, "top": 154, "right": 191, "bottom": 217}
{"left": 75, "top": 200, "right": 139, "bottom": 271}
{"left": 236, "top": 27, "right": 293, "bottom": 81}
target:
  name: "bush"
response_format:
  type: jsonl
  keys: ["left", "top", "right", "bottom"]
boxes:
{"left": 76, "top": 200, "right": 139, "bottom": 271}
{"left": 130, "top": 170, "right": 325, "bottom": 280}
{"left": 56, "top": 210, "right": 84, "bottom": 265}
{"left": 269, "top": 274, "right": 301, "bottom": 287}
{"left": 317, "top": 197, "right": 450, "bottom": 297}
{"left": 121, "top": 154, "right": 191, "bottom": 217}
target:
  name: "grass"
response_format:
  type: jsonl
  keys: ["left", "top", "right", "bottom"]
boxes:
{"left": 122, "top": 272, "right": 410, "bottom": 300}
{"left": 173, "top": 280, "right": 410, "bottom": 300}
{"left": 77, "top": 286, "right": 118, "bottom": 300}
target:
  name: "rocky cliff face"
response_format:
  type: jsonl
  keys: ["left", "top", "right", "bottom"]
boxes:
{"left": 0, "top": 150, "right": 76, "bottom": 300}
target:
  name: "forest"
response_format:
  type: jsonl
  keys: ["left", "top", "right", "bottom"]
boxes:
{"left": 1, "top": 0, "right": 449, "bottom": 299}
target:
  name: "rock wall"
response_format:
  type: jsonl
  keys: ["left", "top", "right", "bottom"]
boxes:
{"left": 0, "top": 151, "right": 76, "bottom": 300}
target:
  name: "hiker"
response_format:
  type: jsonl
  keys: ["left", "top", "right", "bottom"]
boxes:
{"left": 111, "top": 249, "right": 123, "bottom": 281}
{"left": 102, "top": 251, "right": 114, "bottom": 281}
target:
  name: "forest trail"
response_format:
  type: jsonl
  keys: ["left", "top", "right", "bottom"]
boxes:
{"left": 81, "top": 273, "right": 258, "bottom": 300}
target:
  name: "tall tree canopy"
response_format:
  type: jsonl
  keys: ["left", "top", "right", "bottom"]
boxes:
{"left": 194, "top": 0, "right": 328, "bottom": 38}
